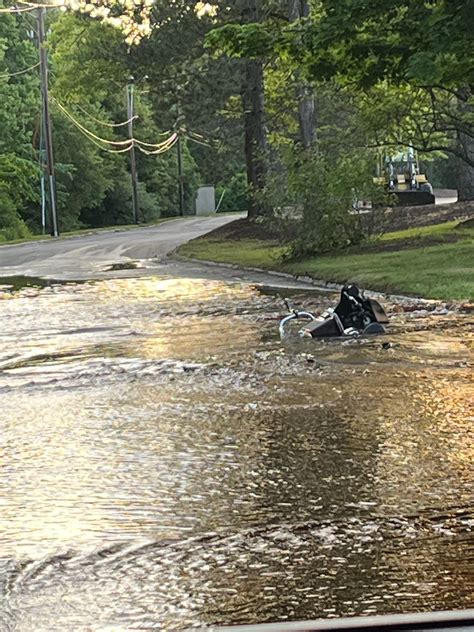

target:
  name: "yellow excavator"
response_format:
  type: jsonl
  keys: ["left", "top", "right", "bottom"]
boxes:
{"left": 374, "top": 148, "right": 435, "bottom": 205}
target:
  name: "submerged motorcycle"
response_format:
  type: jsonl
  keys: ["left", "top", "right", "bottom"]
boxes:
{"left": 279, "top": 284, "right": 389, "bottom": 338}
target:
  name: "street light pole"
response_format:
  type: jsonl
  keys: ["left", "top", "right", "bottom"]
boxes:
{"left": 37, "top": 7, "right": 59, "bottom": 237}
{"left": 126, "top": 77, "right": 139, "bottom": 224}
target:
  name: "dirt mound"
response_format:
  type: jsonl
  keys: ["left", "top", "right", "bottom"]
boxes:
{"left": 201, "top": 218, "right": 279, "bottom": 241}
{"left": 380, "top": 200, "right": 473, "bottom": 231}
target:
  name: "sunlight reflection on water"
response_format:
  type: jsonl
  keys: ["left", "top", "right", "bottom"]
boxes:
{"left": 0, "top": 274, "right": 473, "bottom": 630}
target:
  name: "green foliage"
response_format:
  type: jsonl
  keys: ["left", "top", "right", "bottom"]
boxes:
{"left": 0, "top": 9, "right": 40, "bottom": 238}
{"left": 0, "top": 9, "right": 40, "bottom": 155}
{"left": 207, "top": 0, "right": 474, "bottom": 188}
{"left": 49, "top": 11, "right": 206, "bottom": 227}
{"left": 0, "top": 190, "right": 30, "bottom": 241}
{"left": 216, "top": 171, "right": 248, "bottom": 212}
{"left": 134, "top": 0, "right": 246, "bottom": 197}
{"left": 426, "top": 155, "right": 458, "bottom": 190}
{"left": 261, "top": 146, "right": 389, "bottom": 258}
{"left": 206, "top": 23, "right": 277, "bottom": 59}
{"left": 290, "top": 0, "right": 474, "bottom": 90}
{"left": 0, "top": 153, "right": 36, "bottom": 239}
{"left": 0, "top": 2, "right": 251, "bottom": 241}
{"left": 51, "top": 110, "right": 116, "bottom": 231}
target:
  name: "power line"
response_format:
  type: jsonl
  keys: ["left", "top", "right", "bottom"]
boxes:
{"left": 0, "top": 2, "right": 56, "bottom": 13}
{"left": 53, "top": 98, "right": 179, "bottom": 149}
{"left": 0, "top": 61, "right": 39, "bottom": 79}
{"left": 134, "top": 135, "right": 177, "bottom": 148}
{"left": 186, "top": 134, "right": 213, "bottom": 148}
{"left": 0, "top": 5, "right": 37, "bottom": 13}
{"left": 18, "top": 0, "right": 62, "bottom": 8}
{"left": 52, "top": 98, "right": 133, "bottom": 146}
{"left": 136, "top": 134, "right": 178, "bottom": 154}
{"left": 52, "top": 98, "right": 181, "bottom": 157}
{"left": 72, "top": 101, "right": 138, "bottom": 129}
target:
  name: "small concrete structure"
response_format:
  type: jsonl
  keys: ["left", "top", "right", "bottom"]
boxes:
{"left": 195, "top": 186, "right": 216, "bottom": 216}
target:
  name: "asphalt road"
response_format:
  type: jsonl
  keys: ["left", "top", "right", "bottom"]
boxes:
{"left": 0, "top": 215, "right": 243, "bottom": 280}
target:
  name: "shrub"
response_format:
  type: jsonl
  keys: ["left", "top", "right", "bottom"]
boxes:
{"left": 262, "top": 148, "right": 388, "bottom": 258}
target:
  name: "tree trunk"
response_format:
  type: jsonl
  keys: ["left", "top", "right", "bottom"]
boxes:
{"left": 241, "top": 0, "right": 267, "bottom": 218}
{"left": 243, "top": 59, "right": 267, "bottom": 217}
{"left": 289, "top": 0, "right": 316, "bottom": 149}
{"left": 455, "top": 89, "right": 474, "bottom": 201}
{"left": 456, "top": 142, "right": 474, "bottom": 201}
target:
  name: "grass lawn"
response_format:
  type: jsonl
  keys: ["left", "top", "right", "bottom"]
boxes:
{"left": 178, "top": 221, "right": 474, "bottom": 301}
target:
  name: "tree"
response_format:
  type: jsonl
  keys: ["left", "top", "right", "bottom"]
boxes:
{"left": 130, "top": 0, "right": 246, "bottom": 208}
{"left": 301, "top": 0, "right": 474, "bottom": 199}
{"left": 49, "top": 11, "right": 203, "bottom": 225}
{"left": 0, "top": 7, "right": 39, "bottom": 237}
{"left": 208, "top": 0, "right": 474, "bottom": 198}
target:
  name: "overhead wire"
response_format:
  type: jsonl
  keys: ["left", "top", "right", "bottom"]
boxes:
{"left": 185, "top": 129, "right": 220, "bottom": 148}
{"left": 52, "top": 98, "right": 180, "bottom": 155}
{"left": 17, "top": 0, "right": 63, "bottom": 8}
{"left": 52, "top": 98, "right": 134, "bottom": 146}
{"left": 0, "top": 1, "right": 59, "bottom": 12}
{"left": 52, "top": 99, "right": 134, "bottom": 152}
{"left": 134, "top": 134, "right": 177, "bottom": 149}
{"left": 54, "top": 98, "right": 178, "bottom": 149}
{"left": 186, "top": 134, "right": 213, "bottom": 148}
{"left": 0, "top": 61, "right": 39, "bottom": 79}
{"left": 72, "top": 102, "right": 138, "bottom": 129}
{"left": 0, "top": 4, "right": 39, "bottom": 12}
{"left": 78, "top": 134, "right": 135, "bottom": 153}
{"left": 67, "top": 102, "right": 173, "bottom": 137}
{"left": 137, "top": 134, "right": 178, "bottom": 155}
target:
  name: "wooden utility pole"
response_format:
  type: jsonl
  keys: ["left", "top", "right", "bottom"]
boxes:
{"left": 176, "top": 134, "right": 185, "bottom": 216}
{"left": 175, "top": 95, "right": 185, "bottom": 216}
{"left": 37, "top": 7, "right": 59, "bottom": 236}
{"left": 289, "top": 0, "right": 316, "bottom": 149}
{"left": 126, "top": 78, "right": 140, "bottom": 224}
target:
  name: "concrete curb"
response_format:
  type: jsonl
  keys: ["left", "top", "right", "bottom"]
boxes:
{"left": 170, "top": 252, "right": 444, "bottom": 307}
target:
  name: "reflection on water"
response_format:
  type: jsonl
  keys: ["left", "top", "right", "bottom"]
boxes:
{"left": 0, "top": 274, "right": 473, "bottom": 630}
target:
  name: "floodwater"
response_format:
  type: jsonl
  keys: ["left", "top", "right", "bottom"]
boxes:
{"left": 0, "top": 269, "right": 473, "bottom": 631}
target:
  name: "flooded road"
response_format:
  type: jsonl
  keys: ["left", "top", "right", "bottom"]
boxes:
{"left": 0, "top": 262, "right": 473, "bottom": 631}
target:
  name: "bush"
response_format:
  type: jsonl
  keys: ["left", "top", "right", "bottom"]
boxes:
{"left": 0, "top": 154, "right": 36, "bottom": 240}
{"left": 0, "top": 190, "right": 31, "bottom": 240}
{"left": 216, "top": 171, "right": 249, "bottom": 212}
{"left": 261, "top": 148, "right": 388, "bottom": 258}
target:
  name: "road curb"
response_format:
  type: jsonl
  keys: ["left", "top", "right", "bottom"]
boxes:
{"left": 170, "top": 252, "right": 445, "bottom": 306}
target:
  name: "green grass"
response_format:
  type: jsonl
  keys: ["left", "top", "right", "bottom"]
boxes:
{"left": 180, "top": 238, "right": 287, "bottom": 268}
{"left": 286, "top": 241, "right": 474, "bottom": 300}
{"left": 380, "top": 220, "right": 470, "bottom": 242}
{"left": 178, "top": 223, "right": 474, "bottom": 301}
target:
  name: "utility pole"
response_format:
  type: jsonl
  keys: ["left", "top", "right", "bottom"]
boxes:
{"left": 37, "top": 7, "right": 59, "bottom": 236}
{"left": 126, "top": 77, "right": 139, "bottom": 224}
{"left": 176, "top": 97, "right": 185, "bottom": 216}
{"left": 176, "top": 134, "right": 185, "bottom": 216}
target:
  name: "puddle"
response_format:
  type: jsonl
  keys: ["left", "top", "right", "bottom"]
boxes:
{"left": 0, "top": 275, "right": 65, "bottom": 292}
{"left": 103, "top": 261, "right": 141, "bottom": 272}
{"left": 0, "top": 273, "right": 472, "bottom": 630}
